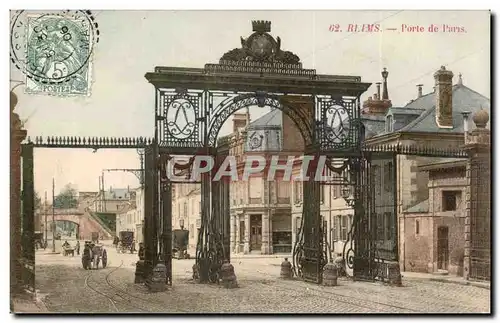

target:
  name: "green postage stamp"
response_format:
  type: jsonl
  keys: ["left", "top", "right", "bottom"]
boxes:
{"left": 10, "top": 10, "right": 99, "bottom": 96}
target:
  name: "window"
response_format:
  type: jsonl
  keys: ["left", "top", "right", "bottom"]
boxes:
{"left": 183, "top": 202, "right": 187, "bottom": 216}
{"left": 190, "top": 224, "right": 194, "bottom": 238}
{"left": 384, "top": 162, "right": 394, "bottom": 192}
{"left": 442, "top": 191, "right": 461, "bottom": 211}
{"left": 341, "top": 215, "right": 348, "bottom": 241}
{"left": 331, "top": 215, "right": 339, "bottom": 241}
{"left": 386, "top": 115, "right": 394, "bottom": 132}
{"left": 415, "top": 219, "right": 420, "bottom": 235}
{"left": 239, "top": 221, "right": 245, "bottom": 242}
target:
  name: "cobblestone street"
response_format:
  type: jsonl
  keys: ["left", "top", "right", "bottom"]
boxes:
{"left": 32, "top": 243, "right": 490, "bottom": 314}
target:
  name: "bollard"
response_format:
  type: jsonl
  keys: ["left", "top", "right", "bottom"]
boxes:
{"left": 323, "top": 260, "right": 338, "bottom": 286}
{"left": 334, "top": 256, "right": 346, "bottom": 277}
{"left": 146, "top": 263, "right": 167, "bottom": 292}
{"left": 220, "top": 260, "right": 238, "bottom": 288}
{"left": 134, "top": 260, "right": 145, "bottom": 284}
{"left": 192, "top": 263, "right": 200, "bottom": 281}
{"left": 387, "top": 262, "right": 402, "bottom": 286}
{"left": 280, "top": 258, "right": 292, "bottom": 279}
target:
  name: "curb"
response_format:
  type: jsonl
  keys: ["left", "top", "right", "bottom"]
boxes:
{"left": 428, "top": 277, "right": 490, "bottom": 290}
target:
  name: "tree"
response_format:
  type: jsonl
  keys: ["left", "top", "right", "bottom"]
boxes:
{"left": 54, "top": 183, "right": 78, "bottom": 209}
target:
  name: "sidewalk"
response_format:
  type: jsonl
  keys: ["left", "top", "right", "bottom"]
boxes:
{"left": 11, "top": 291, "right": 49, "bottom": 314}
{"left": 402, "top": 271, "right": 490, "bottom": 289}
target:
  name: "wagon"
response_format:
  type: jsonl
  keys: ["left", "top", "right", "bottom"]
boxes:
{"left": 117, "top": 231, "right": 136, "bottom": 254}
{"left": 82, "top": 242, "right": 107, "bottom": 270}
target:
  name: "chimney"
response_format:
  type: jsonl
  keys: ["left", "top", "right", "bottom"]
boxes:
{"left": 376, "top": 82, "right": 381, "bottom": 100}
{"left": 361, "top": 69, "right": 392, "bottom": 115}
{"left": 417, "top": 84, "right": 423, "bottom": 98}
{"left": 434, "top": 66, "right": 454, "bottom": 128}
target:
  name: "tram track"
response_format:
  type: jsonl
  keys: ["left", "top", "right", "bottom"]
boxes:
{"left": 84, "top": 260, "right": 174, "bottom": 313}
{"left": 251, "top": 268, "right": 421, "bottom": 313}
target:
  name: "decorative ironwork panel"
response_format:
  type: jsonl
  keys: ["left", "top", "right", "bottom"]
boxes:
{"left": 293, "top": 155, "right": 324, "bottom": 284}
{"left": 316, "top": 96, "right": 360, "bottom": 151}
{"left": 371, "top": 152, "right": 398, "bottom": 262}
{"left": 21, "top": 144, "right": 35, "bottom": 293}
{"left": 207, "top": 92, "right": 312, "bottom": 147}
{"left": 469, "top": 157, "right": 491, "bottom": 281}
{"left": 158, "top": 89, "right": 205, "bottom": 148}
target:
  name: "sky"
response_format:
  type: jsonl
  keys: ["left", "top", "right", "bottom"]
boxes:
{"left": 10, "top": 10, "right": 490, "bottom": 196}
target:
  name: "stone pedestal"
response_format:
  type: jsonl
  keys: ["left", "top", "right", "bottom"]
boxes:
{"left": 463, "top": 110, "right": 491, "bottom": 281}
{"left": 146, "top": 263, "right": 167, "bottom": 292}
{"left": 323, "top": 261, "right": 338, "bottom": 286}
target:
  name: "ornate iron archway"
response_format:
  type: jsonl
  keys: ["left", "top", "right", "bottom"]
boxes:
{"left": 143, "top": 20, "right": 378, "bottom": 285}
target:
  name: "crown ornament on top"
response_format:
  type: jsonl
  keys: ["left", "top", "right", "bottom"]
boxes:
{"left": 252, "top": 20, "right": 271, "bottom": 33}
{"left": 219, "top": 20, "right": 301, "bottom": 65}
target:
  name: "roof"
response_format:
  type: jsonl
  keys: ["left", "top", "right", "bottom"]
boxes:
{"left": 418, "top": 158, "right": 467, "bottom": 171}
{"left": 247, "top": 109, "right": 282, "bottom": 128}
{"left": 387, "top": 107, "right": 425, "bottom": 116}
{"left": 361, "top": 115, "right": 385, "bottom": 138}
{"left": 404, "top": 199, "right": 429, "bottom": 213}
{"left": 397, "top": 84, "right": 490, "bottom": 133}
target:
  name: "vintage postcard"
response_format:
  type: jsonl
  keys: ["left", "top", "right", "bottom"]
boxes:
{"left": 10, "top": 9, "right": 491, "bottom": 314}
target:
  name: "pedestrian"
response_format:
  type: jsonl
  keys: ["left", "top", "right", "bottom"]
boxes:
{"left": 76, "top": 240, "right": 80, "bottom": 255}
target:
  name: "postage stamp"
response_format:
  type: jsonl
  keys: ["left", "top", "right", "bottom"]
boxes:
{"left": 10, "top": 10, "right": 99, "bottom": 96}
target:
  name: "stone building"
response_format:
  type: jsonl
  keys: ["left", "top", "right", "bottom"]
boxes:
{"left": 403, "top": 158, "right": 467, "bottom": 275}
{"left": 363, "top": 67, "right": 490, "bottom": 276}
{"left": 115, "top": 187, "right": 145, "bottom": 243}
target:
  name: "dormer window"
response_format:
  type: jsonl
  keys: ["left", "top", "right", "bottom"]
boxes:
{"left": 386, "top": 115, "right": 394, "bottom": 132}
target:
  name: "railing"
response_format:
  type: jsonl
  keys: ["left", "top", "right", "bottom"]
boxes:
{"left": 273, "top": 244, "right": 292, "bottom": 254}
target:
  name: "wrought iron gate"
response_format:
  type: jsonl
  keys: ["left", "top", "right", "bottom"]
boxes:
{"left": 146, "top": 20, "right": 372, "bottom": 285}
{"left": 340, "top": 151, "right": 397, "bottom": 282}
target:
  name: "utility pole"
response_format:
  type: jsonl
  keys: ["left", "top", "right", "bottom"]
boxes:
{"left": 52, "top": 178, "right": 56, "bottom": 253}
{"left": 44, "top": 191, "right": 48, "bottom": 248}
{"left": 102, "top": 172, "right": 106, "bottom": 212}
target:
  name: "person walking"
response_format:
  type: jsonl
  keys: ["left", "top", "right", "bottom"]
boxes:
{"left": 76, "top": 240, "right": 80, "bottom": 255}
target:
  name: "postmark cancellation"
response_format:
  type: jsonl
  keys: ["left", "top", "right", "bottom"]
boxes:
{"left": 10, "top": 10, "right": 99, "bottom": 96}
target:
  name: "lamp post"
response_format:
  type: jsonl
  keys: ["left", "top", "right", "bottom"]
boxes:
{"left": 341, "top": 185, "right": 355, "bottom": 208}
{"left": 52, "top": 178, "right": 56, "bottom": 253}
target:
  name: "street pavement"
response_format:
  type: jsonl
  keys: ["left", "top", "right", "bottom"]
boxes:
{"left": 29, "top": 240, "right": 491, "bottom": 314}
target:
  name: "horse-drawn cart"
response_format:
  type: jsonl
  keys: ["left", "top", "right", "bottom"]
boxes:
{"left": 82, "top": 242, "right": 107, "bottom": 270}
{"left": 117, "top": 231, "right": 136, "bottom": 254}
